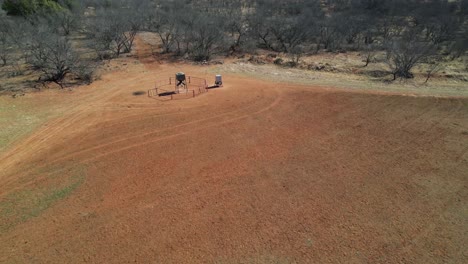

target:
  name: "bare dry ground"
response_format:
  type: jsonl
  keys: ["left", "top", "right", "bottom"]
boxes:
{"left": 0, "top": 35, "right": 467, "bottom": 263}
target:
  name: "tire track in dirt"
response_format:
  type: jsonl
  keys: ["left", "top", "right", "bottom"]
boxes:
{"left": 454, "top": 146, "right": 468, "bottom": 164}
{"left": 82, "top": 94, "right": 259, "bottom": 136}
{"left": 352, "top": 96, "right": 403, "bottom": 128}
{"left": 395, "top": 98, "right": 464, "bottom": 151}
{"left": 380, "top": 97, "right": 440, "bottom": 139}
{"left": 0, "top": 34, "right": 219, "bottom": 186}
{"left": 1, "top": 95, "right": 282, "bottom": 195}
{"left": 337, "top": 97, "right": 467, "bottom": 263}
{"left": 0, "top": 74, "right": 144, "bottom": 180}
{"left": 83, "top": 109, "right": 183, "bottom": 132}
{"left": 0, "top": 110, "right": 89, "bottom": 177}
{"left": 393, "top": 182, "right": 466, "bottom": 261}
{"left": 375, "top": 98, "right": 466, "bottom": 260}
{"left": 136, "top": 180, "right": 273, "bottom": 213}
{"left": 386, "top": 99, "right": 465, "bottom": 178}
{"left": 454, "top": 100, "right": 468, "bottom": 164}
{"left": 348, "top": 95, "right": 439, "bottom": 141}
{"left": 0, "top": 89, "right": 283, "bottom": 194}
{"left": 47, "top": 88, "right": 279, "bottom": 160}
{"left": 360, "top": 97, "right": 462, "bottom": 163}
{"left": 80, "top": 91, "right": 283, "bottom": 164}
{"left": 73, "top": 88, "right": 281, "bottom": 158}
{"left": 385, "top": 98, "right": 466, "bottom": 167}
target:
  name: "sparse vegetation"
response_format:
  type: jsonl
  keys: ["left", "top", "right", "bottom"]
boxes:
{"left": 2, "top": 0, "right": 63, "bottom": 16}
{"left": 0, "top": 164, "right": 86, "bottom": 232}
{"left": 0, "top": 0, "right": 467, "bottom": 91}
{"left": 385, "top": 32, "right": 436, "bottom": 80}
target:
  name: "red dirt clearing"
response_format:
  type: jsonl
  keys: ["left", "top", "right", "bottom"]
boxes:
{"left": 0, "top": 37, "right": 467, "bottom": 263}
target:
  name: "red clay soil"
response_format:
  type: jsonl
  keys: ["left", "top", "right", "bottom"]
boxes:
{"left": 0, "top": 36, "right": 467, "bottom": 263}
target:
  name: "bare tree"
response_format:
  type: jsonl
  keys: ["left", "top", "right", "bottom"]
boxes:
{"left": 288, "top": 46, "right": 304, "bottom": 67}
{"left": 462, "top": 0, "right": 468, "bottom": 16}
{"left": 335, "top": 13, "right": 364, "bottom": 46}
{"left": 26, "top": 26, "right": 79, "bottom": 87}
{"left": 385, "top": 33, "right": 435, "bottom": 80}
{"left": 189, "top": 16, "right": 222, "bottom": 61}
{"left": 177, "top": 11, "right": 197, "bottom": 56}
{"left": 378, "top": 14, "right": 407, "bottom": 45}
{"left": 424, "top": 61, "right": 442, "bottom": 83}
{"left": 269, "top": 16, "right": 311, "bottom": 53}
{"left": 1, "top": 0, "right": 465, "bottom": 85}
{"left": 224, "top": 9, "right": 250, "bottom": 54}
{"left": 362, "top": 43, "right": 377, "bottom": 67}
{"left": 2, "top": 18, "right": 31, "bottom": 75}
{"left": 146, "top": 8, "right": 179, "bottom": 54}
{"left": 50, "top": 9, "right": 79, "bottom": 36}
{"left": 88, "top": 6, "right": 142, "bottom": 58}
{"left": 0, "top": 16, "right": 12, "bottom": 66}
{"left": 86, "top": 17, "right": 114, "bottom": 59}
{"left": 249, "top": 15, "right": 274, "bottom": 51}
{"left": 317, "top": 21, "right": 340, "bottom": 51}
{"left": 248, "top": 4, "right": 277, "bottom": 51}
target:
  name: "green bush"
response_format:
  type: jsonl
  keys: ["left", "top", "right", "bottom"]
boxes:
{"left": 2, "top": 0, "right": 64, "bottom": 16}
